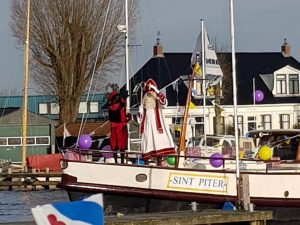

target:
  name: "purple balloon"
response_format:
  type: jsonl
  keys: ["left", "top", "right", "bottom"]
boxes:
{"left": 254, "top": 90, "right": 264, "bottom": 103}
{"left": 78, "top": 134, "right": 92, "bottom": 149}
{"left": 102, "top": 145, "right": 113, "bottom": 159}
{"left": 209, "top": 153, "right": 224, "bottom": 168}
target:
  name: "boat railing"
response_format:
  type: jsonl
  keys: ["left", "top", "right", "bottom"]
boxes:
{"left": 59, "top": 148, "right": 300, "bottom": 173}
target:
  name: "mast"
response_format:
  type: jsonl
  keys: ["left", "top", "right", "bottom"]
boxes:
{"left": 178, "top": 71, "right": 196, "bottom": 155}
{"left": 201, "top": 19, "right": 207, "bottom": 148}
{"left": 22, "top": 0, "right": 31, "bottom": 172}
{"left": 230, "top": 0, "right": 241, "bottom": 207}
{"left": 125, "top": 0, "right": 131, "bottom": 151}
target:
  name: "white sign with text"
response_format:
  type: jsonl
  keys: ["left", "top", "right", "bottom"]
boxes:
{"left": 167, "top": 172, "right": 228, "bottom": 193}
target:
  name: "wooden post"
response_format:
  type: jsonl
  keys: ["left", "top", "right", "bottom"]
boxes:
{"left": 240, "top": 174, "right": 250, "bottom": 211}
{"left": 45, "top": 167, "right": 50, "bottom": 190}
{"left": 32, "top": 168, "right": 36, "bottom": 190}
{"left": 8, "top": 167, "right": 12, "bottom": 191}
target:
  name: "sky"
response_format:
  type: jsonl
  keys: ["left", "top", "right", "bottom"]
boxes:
{"left": 1, "top": 0, "right": 300, "bottom": 93}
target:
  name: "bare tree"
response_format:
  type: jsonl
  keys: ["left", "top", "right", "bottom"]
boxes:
{"left": 11, "top": 0, "right": 138, "bottom": 124}
{"left": 214, "top": 51, "right": 232, "bottom": 135}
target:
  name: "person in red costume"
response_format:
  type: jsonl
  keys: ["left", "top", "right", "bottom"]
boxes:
{"left": 140, "top": 79, "right": 176, "bottom": 165}
{"left": 108, "top": 89, "right": 130, "bottom": 164}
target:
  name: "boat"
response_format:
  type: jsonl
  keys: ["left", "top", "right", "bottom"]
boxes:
{"left": 57, "top": 1, "right": 300, "bottom": 215}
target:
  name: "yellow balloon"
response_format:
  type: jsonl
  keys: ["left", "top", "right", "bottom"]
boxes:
{"left": 258, "top": 145, "right": 272, "bottom": 160}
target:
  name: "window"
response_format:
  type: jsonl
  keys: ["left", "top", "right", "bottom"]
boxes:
{"left": 36, "top": 137, "right": 50, "bottom": 145}
{"left": 213, "top": 116, "right": 225, "bottom": 134}
{"left": 50, "top": 103, "right": 60, "bottom": 114}
{"left": 39, "top": 103, "right": 48, "bottom": 114}
{"left": 289, "top": 74, "right": 299, "bottom": 94}
{"left": 237, "top": 116, "right": 244, "bottom": 136}
{"left": 90, "top": 102, "right": 99, "bottom": 113}
{"left": 195, "top": 117, "right": 205, "bottom": 137}
{"left": 247, "top": 116, "right": 256, "bottom": 132}
{"left": 79, "top": 102, "right": 87, "bottom": 114}
{"left": 0, "top": 138, "right": 7, "bottom": 146}
{"left": 276, "top": 74, "right": 287, "bottom": 94}
{"left": 26, "top": 137, "right": 35, "bottom": 145}
{"left": 261, "top": 114, "right": 272, "bottom": 130}
{"left": 8, "top": 138, "right": 21, "bottom": 145}
{"left": 172, "top": 117, "right": 183, "bottom": 138}
{"left": 279, "top": 114, "right": 290, "bottom": 129}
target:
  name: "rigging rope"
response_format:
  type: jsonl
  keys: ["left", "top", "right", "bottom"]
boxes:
{"left": 76, "top": 0, "right": 112, "bottom": 147}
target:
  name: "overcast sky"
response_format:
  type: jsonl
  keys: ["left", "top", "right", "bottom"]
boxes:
{"left": 1, "top": 0, "right": 300, "bottom": 93}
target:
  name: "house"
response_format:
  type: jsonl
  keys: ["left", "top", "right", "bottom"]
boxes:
{"left": 0, "top": 94, "right": 107, "bottom": 121}
{"left": 130, "top": 39, "right": 300, "bottom": 138}
{"left": 0, "top": 107, "right": 56, "bottom": 163}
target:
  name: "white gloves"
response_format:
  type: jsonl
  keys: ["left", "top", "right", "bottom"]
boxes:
{"left": 149, "top": 84, "right": 160, "bottom": 94}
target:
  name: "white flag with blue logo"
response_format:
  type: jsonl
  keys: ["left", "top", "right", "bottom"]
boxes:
{"left": 31, "top": 193, "right": 104, "bottom": 225}
{"left": 191, "top": 25, "right": 223, "bottom": 86}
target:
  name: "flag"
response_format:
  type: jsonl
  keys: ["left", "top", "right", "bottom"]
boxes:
{"left": 63, "top": 123, "right": 71, "bottom": 146}
{"left": 63, "top": 123, "right": 71, "bottom": 139}
{"left": 193, "top": 62, "right": 202, "bottom": 76}
{"left": 211, "top": 100, "right": 225, "bottom": 112}
{"left": 189, "top": 101, "right": 196, "bottom": 109}
{"left": 191, "top": 25, "right": 223, "bottom": 86}
{"left": 31, "top": 194, "right": 104, "bottom": 225}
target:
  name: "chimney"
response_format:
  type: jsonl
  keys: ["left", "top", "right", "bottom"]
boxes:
{"left": 153, "top": 31, "right": 164, "bottom": 58}
{"left": 281, "top": 38, "right": 291, "bottom": 57}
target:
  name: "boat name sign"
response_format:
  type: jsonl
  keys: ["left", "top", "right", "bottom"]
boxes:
{"left": 167, "top": 172, "right": 228, "bottom": 193}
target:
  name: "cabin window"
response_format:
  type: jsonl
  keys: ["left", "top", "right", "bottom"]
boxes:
{"left": 279, "top": 114, "right": 290, "bottom": 129}
{"left": 261, "top": 114, "right": 272, "bottom": 130}
{"left": 90, "top": 102, "right": 99, "bottom": 113}
{"left": 230, "top": 140, "right": 236, "bottom": 147}
{"left": 223, "top": 140, "right": 231, "bottom": 147}
{"left": 39, "top": 103, "right": 48, "bottom": 114}
{"left": 247, "top": 116, "right": 256, "bottom": 132}
{"left": 79, "top": 102, "right": 87, "bottom": 114}
{"left": 289, "top": 74, "right": 299, "bottom": 94}
{"left": 276, "top": 74, "right": 287, "bottom": 94}
{"left": 50, "top": 103, "right": 60, "bottom": 114}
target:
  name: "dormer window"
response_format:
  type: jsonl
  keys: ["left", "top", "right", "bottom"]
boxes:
{"left": 273, "top": 66, "right": 300, "bottom": 96}
{"left": 276, "top": 74, "right": 286, "bottom": 94}
{"left": 289, "top": 74, "right": 299, "bottom": 94}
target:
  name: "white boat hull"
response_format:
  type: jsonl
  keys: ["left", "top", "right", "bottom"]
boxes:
{"left": 58, "top": 159, "right": 300, "bottom": 209}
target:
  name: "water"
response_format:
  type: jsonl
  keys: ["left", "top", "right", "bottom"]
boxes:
{"left": 1, "top": 189, "right": 300, "bottom": 224}
{"left": 0, "top": 189, "right": 69, "bottom": 223}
